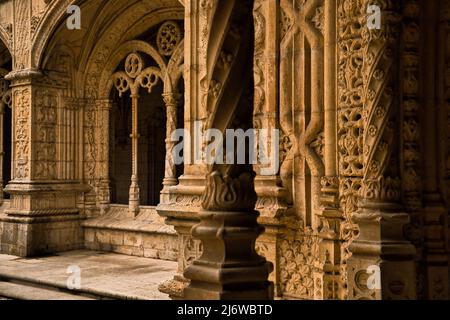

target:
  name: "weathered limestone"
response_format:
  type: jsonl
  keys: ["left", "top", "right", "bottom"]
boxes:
{"left": 0, "top": 68, "right": 87, "bottom": 256}
{"left": 182, "top": 0, "right": 273, "bottom": 300}
{"left": 184, "top": 170, "right": 273, "bottom": 300}
{"left": 0, "top": 0, "right": 449, "bottom": 300}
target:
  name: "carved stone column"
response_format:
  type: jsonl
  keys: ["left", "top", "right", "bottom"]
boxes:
{"left": 346, "top": 1, "right": 416, "bottom": 300}
{"left": 182, "top": 0, "right": 273, "bottom": 299}
{"left": 97, "top": 99, "right": 112, "bottom": 215}
{"left": 314, "top": 0, "right": 344, "bottom": 300}
{"left": 252, "top": 0, "right": 286, "bottom": 297}
{"left": 184, "top": 169, "right": 273, "bottom": 300}
{"left": 161, "top": 92, "right": 181, "bottom": 203}
{"left": 0, "top": 69, "right": 86, "bottom": 257}
{"left": 128, "top": 93, "right": 140, "bottom": 215}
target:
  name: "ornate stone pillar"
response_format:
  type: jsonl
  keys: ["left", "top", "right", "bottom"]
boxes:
{"left": 128, "top": 93, "right": 140, "bottom": 215}
{"left": 314, "top": 0, "right": 344, "bottom": 300}
{"left": 183, "top": 0, "right": 273, "bottom": 300}
{"left": 97, "top": 99, "right": 112, "bottom": 215}
{"left": 161, "top": 92, "right": 181, "bottom": 203}
{"left": 0, "top": 69, "right": 86, "bottom": 256}
{"left": 184, "top": 169, "right": 273, "bottom": 300}
{"left": 346, "top": 1, "right": 416, "bottom": 300}
{"left": 420, "top": 0, "right": 450, "bottom": 299}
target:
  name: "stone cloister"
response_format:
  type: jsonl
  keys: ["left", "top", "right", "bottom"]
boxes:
{"left": 0, "top": 0, "right": 449, "bottom": 300}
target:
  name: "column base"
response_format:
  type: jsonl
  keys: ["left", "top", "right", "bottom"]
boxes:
{"left": 347, "top": 205, "right": 417, "bottom": 300}
{"left": 184, "top": 210, "right": 274, "bottom": 300}
{"left": 0, "top": 181, "right": 89, "bottom": 257}
{"left": 0, "top": 214, "right": 85, "bottom": 257}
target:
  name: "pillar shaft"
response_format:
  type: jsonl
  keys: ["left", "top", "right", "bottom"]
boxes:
{"left": 184, "top": 170, "right": 273, "bottom": 300}
{"left": 162, "top": 92, "right": 181, "bottom": 195}
{"left": 347, "top": 1, "right": 416, "bottom": 300}
{"left": 129, "top": 93, "right": 140, "bottom": 215}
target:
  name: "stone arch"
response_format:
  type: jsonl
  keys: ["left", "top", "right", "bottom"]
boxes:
{"left": 34, "top": 0, "right": 183, "bottom": 74}
{"left": 79, "top": 3, "right": 183, "bottom": 99}
{"left": 77, "top": 6, "right": 183, "bottom": 79}
{"left": 31, "top": 0, "right": 84, "bottom": 68}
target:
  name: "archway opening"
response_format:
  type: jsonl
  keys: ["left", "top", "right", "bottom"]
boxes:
{"left": 106, "top": 18, "right": 185, "bottom": 210}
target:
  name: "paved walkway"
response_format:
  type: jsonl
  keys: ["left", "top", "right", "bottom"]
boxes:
{"left": 0, "top": 250, "right": 177, "bottom": 300}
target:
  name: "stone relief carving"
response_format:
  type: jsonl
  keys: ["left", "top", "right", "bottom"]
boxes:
{"left": 13, "top": 88, "right": 31, "bottom": 179}
{"left": 337, "top": 0, "right": 365, "bottom": 298}
{"left": 279, "top": 232, "right": 320, "bottom": 299}
{"left": 34, "top": 89, "right": 57, "bottom": 180}
{"left": 13, "top": 1, "right": 30, "bottom": 70}
{"left": 0, "top": 0, "right": 447, "bottom": 300}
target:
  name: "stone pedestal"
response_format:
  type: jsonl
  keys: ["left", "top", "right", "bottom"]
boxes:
{"left": 157, "top": 175, "right": 204, "bottom": 299}
{"left": 0, "top": 69, "right": 90, "bottom": 257}
{"left": 347, "top": 202, "right": 417, "bottom": 300}
{"left": 0, "top": 182, "right": 89, "bottom": 256}
{"left": 184, "top": 209, "right": 273, "bottom": 300}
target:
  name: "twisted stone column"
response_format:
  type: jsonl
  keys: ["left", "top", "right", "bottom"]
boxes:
{"left": 129, "top": 93, "right": 140, "bottom": 216}
{"left": 161, "top": 92, "right": 181, "bottom": 203}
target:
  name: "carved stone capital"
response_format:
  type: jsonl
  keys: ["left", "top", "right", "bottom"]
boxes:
{"left": 5, "top": 68, "right": 42, "bottom": 86}
{"left": 163, "top": 92, "right": 182, "bottom": 107}
{"left": 201, "top": 169, "right": 257, "bottom": 212}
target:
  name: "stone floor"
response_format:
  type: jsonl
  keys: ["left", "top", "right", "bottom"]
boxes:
{"left": 0, "top": 250, "right": 177, "bottom": 300}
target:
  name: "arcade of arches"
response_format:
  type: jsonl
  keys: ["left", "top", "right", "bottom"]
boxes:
{"left": 0, "top": 0, "right": 449, "bottom": 300}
